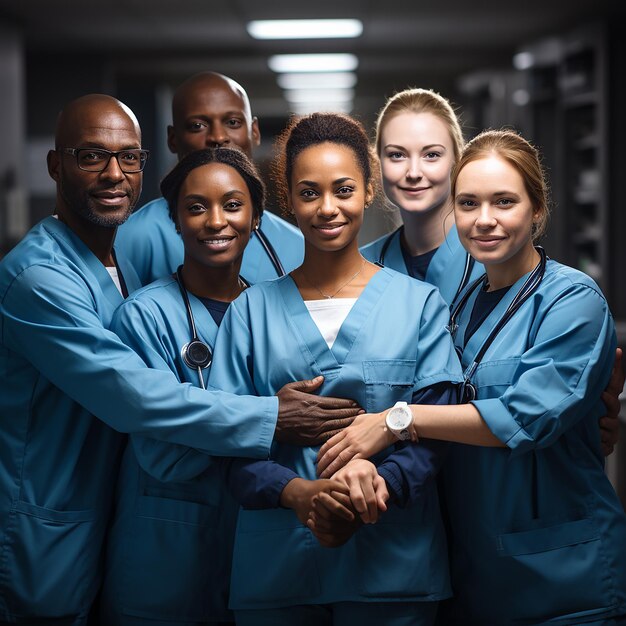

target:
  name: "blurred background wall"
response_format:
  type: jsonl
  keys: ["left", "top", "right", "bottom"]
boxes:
{"left": 0, "top": 0, "right": 624, "bottom": 503}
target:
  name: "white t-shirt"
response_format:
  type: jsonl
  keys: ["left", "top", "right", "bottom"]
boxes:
{"left": 304, "top": 298, "right": 357, "bottom": 349}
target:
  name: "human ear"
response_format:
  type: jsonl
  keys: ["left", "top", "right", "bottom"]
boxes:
{"left": 251, "top": 117, "right": 261, "bottom": 148}
{"left": 166, "top": 126, "right": 178, "bottom": 155}
{"left": 47, "top": 149, "right": 60, "bottom": 183}
{"left": 364, "top": 182, "right": 374, "bottom": 208}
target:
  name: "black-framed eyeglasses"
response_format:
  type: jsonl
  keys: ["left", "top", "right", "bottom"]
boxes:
{"left": 60, "top": 147, "right": 150, "bottom": 173}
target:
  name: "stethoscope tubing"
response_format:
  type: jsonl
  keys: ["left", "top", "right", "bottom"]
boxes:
{"left": 448, "top": 246, "right": 547, "bottom": 402}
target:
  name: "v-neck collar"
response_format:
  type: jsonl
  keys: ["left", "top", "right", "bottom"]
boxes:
{"left": 460, "top": 269, "right": 533, "bottom": 366}
{"left": 44, "top": 216, "right": 128, "bottom": 307}
{"left": 278, "top": 269, "right": 393, "bottom": 373}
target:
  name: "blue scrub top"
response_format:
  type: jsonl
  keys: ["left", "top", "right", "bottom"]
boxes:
{"left": 100, "top": 277, "right": 237, "bottom": 624}
{"left": 360, "top": 225, "right": 483, "bottom": 306}
{"left": 0, "top": 217, "right": 277, "bottom": 622}
{"left": 440, "top": 259, "right": 626, "bottom": 625}
{"left": 208, "top": 268, "right": 463, "bottom": 609}
{"left": 115, "top": 196, "right": 304, "bottom": 285}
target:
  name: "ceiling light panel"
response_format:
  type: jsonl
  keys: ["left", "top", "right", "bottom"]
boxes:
{"left": 269, "top": 53, "right": 359, "bottom": 73}
{"left": 248, "top": 19, "right": 363, "bottom": 40}
{"left": 277, "top": 72, "right": 358, "bottom": 90}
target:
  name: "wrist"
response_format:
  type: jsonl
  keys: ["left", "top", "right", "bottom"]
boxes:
{"left": 279, "top": 477, "right": 306, "bottom": 510}
{"left": 384, "top": 402, "right": 416, "bottom": 442}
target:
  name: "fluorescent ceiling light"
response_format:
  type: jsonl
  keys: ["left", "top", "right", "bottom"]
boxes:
{"left": 269, "top": 53, "right": 358, "bottom": 73}
{"left": 283, "top": 88, "right": 355, "bottom": 104}
{"left": 248, "top": 19, "right": 362, "bottom": 40}
{"left": 290, "top": 101, "right": 353, "bottom": 115}
{"left": 277, "top": 72, "right": 357, "bottom": 90}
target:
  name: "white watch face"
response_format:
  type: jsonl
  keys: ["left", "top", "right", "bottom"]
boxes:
{"left": 387, "top": 406, "right": 412, "bottom": 430}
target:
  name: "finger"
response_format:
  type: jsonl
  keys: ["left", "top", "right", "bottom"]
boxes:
{"left": 314, "top": 396, "right": 363, "bottom": 410}
{"left": 314, "top": 491, "right": 355, "bottom": 522}
{"left": 600, "top": 415, "right": 620, "bottom": 434}
{"left": 318, "top": 431, "right": 345, "bottom": 460}
{"left": 317, "top": 435, "right": 348, "bottom": 475}
{"left": 319, "top": 449, "right": 362, "bottom": 479}
{"left": 601, "top": 443, "right": 615, "bottom": 457}
{"left": 319, "top": 415, "right": 359, "bottom": 432}
{"left": 601, "top": 391, "right": 620, "bottom": 418}
{"left": 360, "top": 478, "right": 379, "bottom": 524}
{"left": 287, "top": 376, "right": 324, "bottom": 393}
{"left": 346, "top": 477, "right": 370, "bottom": 522}
{"left": 374, "top": 477, "right": 389, "bottom": 512}
{"left": 608, "top": 348, "right": 625, "bottom": 393}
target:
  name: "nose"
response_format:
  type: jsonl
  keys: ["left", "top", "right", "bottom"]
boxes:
{"left": 318, "top": 192, "right": 339, "bottom": 217}
{"left": 206, "top": 124, "right": 229, "bottom": 148}
{"left": 100, "top": 154, "right": 125, "bottom": 182}
{"left": 405, "top": 157, "right": 422, "bottom": 181}
{"left": 475, "top": 202, "right": 497, "bottom": 229}
{"left": 205, "top": 206, "right": 228, "bottom": 231}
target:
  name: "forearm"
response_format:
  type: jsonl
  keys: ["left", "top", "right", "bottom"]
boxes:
{"left": 410, "top": 403, "right": 504, "bottom": 447}
{"left": 225, "top": 458, "right": 298, "bottom": 509}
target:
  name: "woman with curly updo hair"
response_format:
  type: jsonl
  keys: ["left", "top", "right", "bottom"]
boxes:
{"left": 207, "top": 112, "right": 463, "bottom": 625}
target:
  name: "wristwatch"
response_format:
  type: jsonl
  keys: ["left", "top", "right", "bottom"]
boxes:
{"left": 385, "top": 401, "right": 413, "bottom": 441}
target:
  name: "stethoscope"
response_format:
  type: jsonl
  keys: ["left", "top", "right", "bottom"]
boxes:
{"left": 255, "top": 224, "right": 285, "bottom": 277}
{"left": 175, "top": 265, "right": 249, "bottom": 389}
{"left": 378, "top": 225, "right": 476, "bottom": 306}
{"left": 447, "top": 246, "right": 547, "bottom": 403}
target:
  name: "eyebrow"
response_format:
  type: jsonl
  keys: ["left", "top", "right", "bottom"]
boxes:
{"left": 183, "top": 190, "right": 246, "bottom": 202}
{"left": 187, "top": 111, "right": 245, "bottom": 119}
{"left": 384, "top": 143, "right": 446, "bottom": 151}
{"left": 78, "top": 142, "right": 142, "bottom": 150}
{"left": 296, "top": 176, "right": 356, "bottom": 187}
{"left": 456, "top": 191, "right": 519, "bottom": 198}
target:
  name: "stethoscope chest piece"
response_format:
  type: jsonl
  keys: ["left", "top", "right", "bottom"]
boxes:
{"left": 181, "top": 339, "right": 212, "bottom": 370}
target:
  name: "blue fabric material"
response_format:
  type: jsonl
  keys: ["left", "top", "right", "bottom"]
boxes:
{"left": 441, "top": 259, "right": 626, "bottom": 624}
{"left": 100, "top": 277, "right": 239, "bottom": 624}
{"left": 0, "top": 217, "right": 277, "bottom": 622}
{"left": 207, "top": 268, "right": 463, "bottom": 609}
{"left": 360, "top": 225, "right": 484, "bottom": 306}
{"left": 115, "top": 197, "right": 304, "bottom": 285}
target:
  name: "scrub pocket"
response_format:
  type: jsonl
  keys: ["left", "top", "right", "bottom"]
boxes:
{"left": 495, "top": 516, "right": 607, "bottom": 621}
{"left": 363, "top": 360, "right": 416, "bottom": 412}
{"left": 472, "top": 357, "right": 519, "bottom": 397}
{"left": 120, "top": 493, "right": 230, "bottom": 621}
{"left": 230, "top": 507, "right": 320, "bottom": 608}
{"left": 0, "top": 500, "right": 101, "bottom": 618}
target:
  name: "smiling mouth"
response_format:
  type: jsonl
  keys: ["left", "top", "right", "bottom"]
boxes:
{"left": 92, "top": 190, "right": 128, "bottom": 206}
{"left": 314, "top": 223, "right": 348, "bottom": 236}
{"left": 398, "top": 186, "right": 429, "bottom": 193}
{"left": 200, "top": 237, "right": 235, "bottom": 248}
{"left": 472, "top": 236, "right": 505, "bottom": 246}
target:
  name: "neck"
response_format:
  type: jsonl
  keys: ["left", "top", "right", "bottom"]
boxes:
{"left": 485, "top": 244, "right": 540, "bottom": 291}
{"left": 57, "top": 211, "right": 116, "bottom": 266}
{"left": 180, "top": 257, "right": 244, "bottom": 302}
{"left": 298, "top": 239, "right": 365, "bottom": 298}
{"left": 398, "top": 198, "right": 453, "bottom": 256}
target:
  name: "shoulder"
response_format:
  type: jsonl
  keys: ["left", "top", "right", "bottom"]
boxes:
{"left": 260, "top": 211, "right": 302, "bottom": 240}
{"left": 542, "top": 259, "right": 607, "bottom": 302}
{"left": 117, "top": 275, "right": 179, "bottom": 312}
{"left": 0, "top": 220, "right": 83, "bottom": 298}
{"left": 126, "top": 197, "right": 169, "bottom": 223}
{"left": 380, "top": 265, "right": 439, "bottom": 296}
{"left": 360, "top": 230, "right": 393, "bottom": 259}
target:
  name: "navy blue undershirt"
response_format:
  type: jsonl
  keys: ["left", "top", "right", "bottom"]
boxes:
{"left": 464, "top": 284, "right": 511, "bottom": 347}
{"left": 197, "top": 296, "right": 230, "bottom": 327}
{"left": 400, "top": 244, "right": 438, "bottom": 281}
